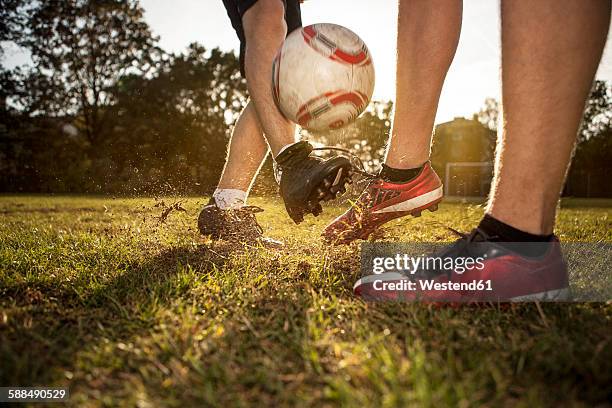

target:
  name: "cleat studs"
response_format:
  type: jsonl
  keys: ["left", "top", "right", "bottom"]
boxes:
{"left": 429, "top": 204, "right": 439, "bottom": 212}
{"left": 332, "top": 168, "right": 344, "bottom": 187}
{"left": 413, "top": 211, "right": 422, "bottom": 218}
{"left": 323, "top": 178, "right": 332, "bottom": 188}
{"left": 317, "top": 189, "right": 326, "bottom": 199}
{"left": 306, "top": 199, "right": 322, "bottom": 216}
{"left": 288, "top": 207, "right": 304, "bottom": 224}
{"left": 330, "top": 183, "right": 346, "bottom": 195}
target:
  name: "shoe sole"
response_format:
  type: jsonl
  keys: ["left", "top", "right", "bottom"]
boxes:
{"left": 371, "top": 186, "right": 444, "bottom": 215}
{"left": 328, "top": 194, "right": 443, "bottom": 245}
{"left": 509, "top": 287, "right": 571, "bottom": 302}
{"left": 360, "top": 186, "right": 444, "bottom": 238}
{"left": 286, "top": 158, "right": 353, "bottom": 223}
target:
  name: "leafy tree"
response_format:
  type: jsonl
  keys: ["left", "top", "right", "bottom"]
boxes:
{"left": 15, "top": 0, "right": 162, "bottom": 145}
{"left": 571, "top": 80, "right": 611, "bottom": 175}
{"left": 0, "top": 0, "right": 27, "bottom": 55}
{"left": 103, "top": 44, "right": 246, "bottom": 193}
{"left": 477, "top": 97, "right": 499, "bottom": 131}
{"left": 307, "top": 101, "right": 392, "bottom": 173}
{"left": 579, "top": 80, "right": 611, "bottom": 141}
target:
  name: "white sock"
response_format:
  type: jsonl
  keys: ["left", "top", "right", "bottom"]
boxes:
{"left": 212, "top": 189, "right": 247, "bottom": 210}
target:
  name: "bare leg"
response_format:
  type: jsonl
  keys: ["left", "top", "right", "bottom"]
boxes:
{"left": 488, "top": 0, "right": 610, "bottom": 234}
{"left": 385, "top": 0, "right": 463, "bottom": 169}
{"left": 217, "top": 101, "right": 268, "bottom": 193}
{"left": 242, "top": 0, "right": 296, "bottom": 156}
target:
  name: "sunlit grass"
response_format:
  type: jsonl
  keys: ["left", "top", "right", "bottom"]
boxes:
{"left": 1, "top": 195, "right": 610, "bottom": 406}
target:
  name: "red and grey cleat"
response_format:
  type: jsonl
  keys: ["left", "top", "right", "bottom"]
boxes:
{"left": 353, "top": 229, "right": 571, "bottom": 302}
{"left": 323, "top": 162, "right": 443, "bottom": 245}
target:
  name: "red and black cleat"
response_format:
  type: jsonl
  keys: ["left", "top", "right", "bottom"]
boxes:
{"left": 354, "top": 229, "right": 571, "bottom": 302}
{"left": 276, "top": 141, "right": 353, "bottom": 224}
{"left": 323, "top": 162, "right": 443, "bottom": 245}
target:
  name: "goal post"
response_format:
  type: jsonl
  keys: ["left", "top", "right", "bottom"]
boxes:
{"left": 444, "top": 162, "right": 494, "bottom": 197}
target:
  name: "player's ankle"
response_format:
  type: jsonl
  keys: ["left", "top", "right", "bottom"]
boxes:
{"left": 212, "top": 188, "right": 248, "bottom": 210}
{"left": 379, "top": 162, "right": 426, "bottom": 183}
{"left": 477, "top": 214, "right": 554, "bottom": 257}
{"left": 274, "top": 141, "right": 312, "bottom": 165}
{"left": 384, "top": 152, "right": 429, "bottom": 170}
{"left": 478, "top": 214, "right": 553, "bottom": 242}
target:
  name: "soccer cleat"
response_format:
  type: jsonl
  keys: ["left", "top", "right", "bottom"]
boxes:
{"left": 198, "top": 198, "right": 275, "bottom": 243}
{"left": 276, "top": 141, "right": 353, "bottom": 224}
{"left": 323, "top": 162, "right": 443, "bottom": 245}
{"left": 354, "top": 228, "right": 571, "bottom": 302}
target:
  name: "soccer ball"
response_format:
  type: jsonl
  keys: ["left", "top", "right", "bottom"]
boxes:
{"left": 272, "top": 23, "right": 375, "bottom": 132}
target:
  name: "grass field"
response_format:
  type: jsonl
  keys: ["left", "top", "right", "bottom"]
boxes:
{"left": 1, "top": 195, "right": 611, "bottom": 407}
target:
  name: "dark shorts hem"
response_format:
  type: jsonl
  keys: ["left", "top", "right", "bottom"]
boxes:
{"left": 222, "top": 0, "right": 303, "bottom": 77}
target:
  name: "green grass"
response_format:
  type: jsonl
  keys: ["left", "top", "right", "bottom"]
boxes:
{"left": 0, "top": 195, "right": 611, "bottom": 407}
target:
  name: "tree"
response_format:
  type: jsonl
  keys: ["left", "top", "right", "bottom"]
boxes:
{"left": 103, "top": 44, "right": 246, "bottom": 193}
{"left": 0, "top": 0, "right": 28, "bottom": 109}
{"left": 579, "top": 80, "right": 611, "bottom": 141}
{"left": 306, "top": 101, "right": 392, "bottom": 173}
{"left": 15, "top": 0, "right": 162, "bottom": 146}
{"left": 572, "top": 80, "right": 611, "bottom": 172}
{"left": 565, "top": 80, "right": 612, "bottom": 197}
{"left": 0, "top": 0, "right": 27, "bottom": 56}
{"left": 477, "top": 97, "right": 499, "bottom": 131}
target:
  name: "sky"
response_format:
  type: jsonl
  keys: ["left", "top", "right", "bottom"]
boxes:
{"left": 3, "top": 0, "right": 612, "bottom": 124}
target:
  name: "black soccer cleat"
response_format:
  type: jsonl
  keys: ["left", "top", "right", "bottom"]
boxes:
{"left": 275, "top": 141, "right": 353, "bottom": 224}
{"left": 198, "top": 198, "right": 265, "bottom": 242}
